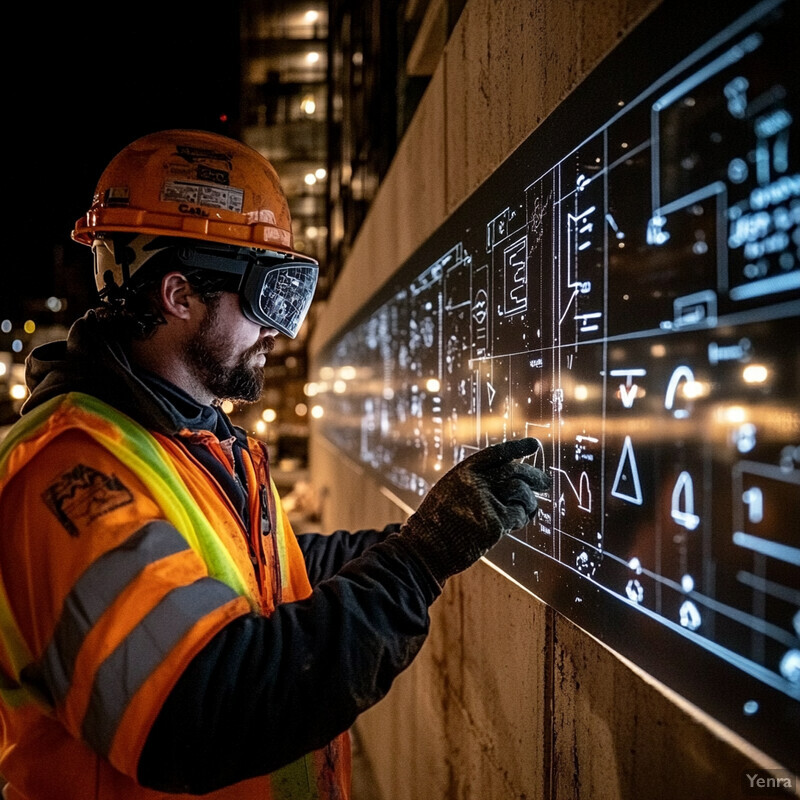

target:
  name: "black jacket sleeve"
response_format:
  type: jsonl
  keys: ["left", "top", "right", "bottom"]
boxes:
{"left": 296, "top": 523, "right": 402, "bottom": 585}
{"left": 137, "top": 533, "right": 441, "bottom": 794}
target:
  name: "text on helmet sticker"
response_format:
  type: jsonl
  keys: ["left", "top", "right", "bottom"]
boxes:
{"left": 161, "top": 180, "right": 245, "bottom": 214}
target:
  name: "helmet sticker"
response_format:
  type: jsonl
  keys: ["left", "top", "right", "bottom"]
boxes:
{"left": 196, "top": 163, "right": 229, "bottom": 186}
{"left": 161, "top": 180, "right": 244, "bottom": 213}
{"left": 105, "top": 187, "right": 131, "bottom": 207}
{"left": 175, "top": 144, "right": 234, "bottom": 170}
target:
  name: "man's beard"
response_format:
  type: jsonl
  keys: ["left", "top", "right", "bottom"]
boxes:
{"left": 184, "top": 297, "right": 272, "bottom": 403}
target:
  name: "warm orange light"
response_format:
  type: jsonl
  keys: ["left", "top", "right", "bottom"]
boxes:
{"left": 742, "top": 364, "right": 769, "bottom": 384}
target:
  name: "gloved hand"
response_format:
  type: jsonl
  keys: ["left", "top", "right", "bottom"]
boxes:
{"left": 401, "top": 438, "right": 550, "bottom": 584}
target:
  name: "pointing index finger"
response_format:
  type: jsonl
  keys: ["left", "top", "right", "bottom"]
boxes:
{"left": 470, "top": 437, "right": 543, "bottom": 466}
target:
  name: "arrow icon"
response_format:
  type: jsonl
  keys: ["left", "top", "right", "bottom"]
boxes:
{"left": 619, "top": 383, "right": 639, "bottom": 408}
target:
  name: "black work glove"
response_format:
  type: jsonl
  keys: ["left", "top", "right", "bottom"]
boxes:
{"left": 401, "top": 438, "right": 550, "bottom": 584}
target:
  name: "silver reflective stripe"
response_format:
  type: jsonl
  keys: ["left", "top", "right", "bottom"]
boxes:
{"left": 36, "top": 521, "right": 190, "bottom": 706}
{"left": 82, "top": 577, "right": 239, "bottom": 757}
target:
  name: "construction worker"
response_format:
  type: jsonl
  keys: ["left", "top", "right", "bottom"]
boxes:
{"left": 0, "top": 129, "right": 549, "bottom": 799}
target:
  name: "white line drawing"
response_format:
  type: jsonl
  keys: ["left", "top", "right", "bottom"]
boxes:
{"left": 522, "top": 428, "right": 548, "bottom": 473}
{"left": 561, "top": 204, "right": 600, "bottom": 334}
{"left": 671, "top": 471, "right": 701, "bottom": 530}
{"left": 665, "top": 365, "right": 695, "bottom": 417}
{"left": 578, "top": 472, "right": 592, "bottom": 511}
{"left": 725, "top": 75, "right": 748, "bottom": 119}
{"left": 742, "top": 487, "right": 764, "bottom": 523}
{"left": 575, "top": 311, "right": 601, "bottom": 334}
{"left": 500, "top": 237, "right": 528, "bottom": 316}
{"left": 626, "top": 579, "right": 644, "bottom": 603}
{"left": 733, "top": 532, "right": 800, "bottom": 567}
{"left": 646, "top": 213, "right": 670, "bottom": 245}
{"left": 472, "top": 289, "right": 488, "bottom": 325}
{"left": 611, "top": 435, "right": 644, "bottom": 505}
{"left": 553, "top": 467, "right": 592, "bottom": 512}
{"left": 457, "top": 444, "right": 480, "bottom": 463}
{"left": 732, "top": 461, "right": 800, "bottom": 563}
{"left": 672, "top": 290, "right": 718, "bottom": 328}
{"left": 575, "top": 433, "right": 598, "bottom": 463}
{"left": 730, "top": 270, "right": 800, "bottom": 301}
{"left": 735, "top": 422, "right": 757, "bottom": 454}
{"left": 680, "top": 600, "right": 702, "bottom": 631}
{"left": 780, "top": 650, "right": 800, "bottom": 684}
{"left": 611, "top": 368, "right": 646, "bottom": 408}
{"left": 605, "top": 213, "right": 625, "bottom": 240}
{"left": 619, "top": 384, "right": 639, "bottom": 407}
{"left": 487, "top": 207, "right": 521, "bottom": 250}
{"left": 753, "top": 94, "right": 791, "bottom": 183}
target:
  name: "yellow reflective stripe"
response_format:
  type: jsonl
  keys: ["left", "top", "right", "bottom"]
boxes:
{"left": 0, "top": 393, "right": 65, "bottom": 480}
{"left": 0, "top": 579, "right": 36, "bottom": 708}
{"left": 75, "top": 394, "right": 251, "bottom": 600}
{"left": 271, "top": 754, "right": 319, "bottom": 799}
{"left": 271, "top": 478, "right": 290, "bottom": 588}
{"left": 0, "top": 399, "right": 59, "bottom": 708}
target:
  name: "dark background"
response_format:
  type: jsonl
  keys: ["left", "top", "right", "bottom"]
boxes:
{"left": 8, "top": 2, "right": 241, "bottom": 321}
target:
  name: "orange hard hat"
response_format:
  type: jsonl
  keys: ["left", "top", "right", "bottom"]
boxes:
{"left": 72, "top": 129, "right": 304, "bottom": 258}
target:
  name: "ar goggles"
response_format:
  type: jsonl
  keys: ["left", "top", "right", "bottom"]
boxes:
{"left": 173, "top": 243, "right": 319, "bottom": 339}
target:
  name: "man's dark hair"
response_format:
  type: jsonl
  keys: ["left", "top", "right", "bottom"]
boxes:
{"left": 95, "top": 246, "right": 236, "bottom": 341}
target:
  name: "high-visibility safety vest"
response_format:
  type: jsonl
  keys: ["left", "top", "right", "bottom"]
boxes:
{"left": 0, "top": 392, "right": 350, "bottom": 799}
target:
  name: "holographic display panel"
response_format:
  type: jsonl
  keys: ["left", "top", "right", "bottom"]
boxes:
{"left": 315, "top": 0, "right": 799, "bottom": 769}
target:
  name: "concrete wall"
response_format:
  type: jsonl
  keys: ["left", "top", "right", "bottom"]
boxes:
{"left": 308, "top": 1, "right": 790, "bottom": 797}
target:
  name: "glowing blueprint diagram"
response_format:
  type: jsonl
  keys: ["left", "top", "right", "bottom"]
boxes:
{"left": 316, "top": 0, "right": 799, "bottom": 770}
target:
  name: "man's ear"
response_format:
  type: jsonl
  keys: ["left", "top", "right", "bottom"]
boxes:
{"left": 159, "top": 272, "right": 196, "bottom": 320}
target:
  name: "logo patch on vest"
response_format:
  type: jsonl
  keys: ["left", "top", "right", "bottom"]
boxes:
{"left": 42, "top": 463, "right": 133, "bottom": 536}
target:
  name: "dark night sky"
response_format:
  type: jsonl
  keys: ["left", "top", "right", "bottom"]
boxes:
{"left": 8, "top": 2, "right": 241, "bottom": 321}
